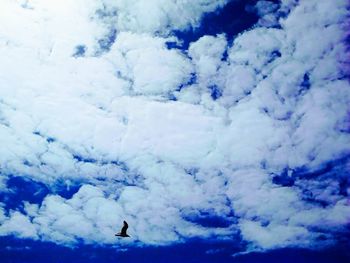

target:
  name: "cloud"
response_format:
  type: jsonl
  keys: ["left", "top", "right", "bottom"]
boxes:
{"left": 246, "top": 0, "right": 280, "bottom": 27}
{"left": 239, "top": 220, "right": 312, "bottom": 250}
{"left": 0, "top": 211, "right": 38, "bottom": 239}
{"left": 111, "top": 32, "right": 194, "bottom": 95}
{"left": 0, "top": 0, "right": 349, "bottom": 255}
{"left": 98, "top": 0, "right": 229, "bottom": 35}
{"left": 188, "top": 34, "right": 227, "bottom": 89}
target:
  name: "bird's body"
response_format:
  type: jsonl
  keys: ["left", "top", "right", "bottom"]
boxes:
{"left": 115, "top": 220, "right": 130, "bottom": 237}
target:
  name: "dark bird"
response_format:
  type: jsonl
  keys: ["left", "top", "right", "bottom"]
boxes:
{"left": 115, "top": 220, "right": 130, "bottom": 237}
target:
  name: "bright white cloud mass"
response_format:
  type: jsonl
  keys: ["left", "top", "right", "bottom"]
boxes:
{"left": 0, "top": 0, "right": 349, "bottom": 255}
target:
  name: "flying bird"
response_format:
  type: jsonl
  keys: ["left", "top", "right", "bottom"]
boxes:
{"left": 115, "top": 220, "right": 130, "bottom": 237}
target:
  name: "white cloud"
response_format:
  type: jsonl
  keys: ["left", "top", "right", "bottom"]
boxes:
{"left": 189, "top": 34, "right": 227, "bottom": 85}
{"left": 111, "top": 32, "right": 194, "bottom": 95}
{"left": 0, "top": 0, "right": 349, "bottom": 254}
{"left": 100, "top": 0, "right": 229, "bottom": 35}
{"left": 0, "top": 211, "right": 38, "bottom": 239}
{"left": 239, "top": 220, "right": 312, "bottom": 250}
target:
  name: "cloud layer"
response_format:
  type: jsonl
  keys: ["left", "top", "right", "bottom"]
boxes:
{"left": 0, "top": 0, "right": 349, "bottom": 254}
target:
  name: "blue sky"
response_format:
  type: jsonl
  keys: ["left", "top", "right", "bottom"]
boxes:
{"left": 0, "top": 0, "right": 350, "bottom": 262}
{"left": 1, "top": 236, "right": 350, "bottom": 262}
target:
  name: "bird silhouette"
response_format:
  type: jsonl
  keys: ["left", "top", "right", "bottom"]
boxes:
{"left": 115, "top": 220, "right": 130, "bottom": 237}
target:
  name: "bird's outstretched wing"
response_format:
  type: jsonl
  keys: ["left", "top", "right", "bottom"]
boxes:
{"left": 121, "top": 220, "right": 128, "bottom": 235}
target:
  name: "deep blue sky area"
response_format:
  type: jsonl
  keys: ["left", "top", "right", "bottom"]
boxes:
{"left": 1, "top": 237, "right": 350, "bottom": 263}
{"left": 168, "top": 0, "right": 261, "bottom": 49}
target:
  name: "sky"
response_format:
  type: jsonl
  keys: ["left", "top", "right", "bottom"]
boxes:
{"left": 0, "top": 0, "right": 349, "bottom": 262}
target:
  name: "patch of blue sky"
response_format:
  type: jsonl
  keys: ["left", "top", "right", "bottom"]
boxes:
{"left": 271, "top": 155, "right": 350, "bottom": 209}
{"left": 209, "top": 85, "right": 223, "bottom": 100}
{"left": 272, "top": 154, "right": 350, "bottom": 184}
{"left": 0, "top": 176, "right": 49, "bottom": 212}
{"left": 72, "top": 154, "right": 129, "bottom": 173}
{"left": 72, "top": 45, "right": 87, "bottom": 58}
{"left": 96, "top": 28, "right": 117, "bottom": 54}
{"left": 1, "top": 236, "right": 349, "bottom": 263}
{"left": 184, "top": 214, "right": 233, "bottom": 228}
{"left": 0, "top": 176, "right": 82, "bottom": 212}
{"left": 290, "top": 154, "right": 350, "bottom": 181}
{"left": 168, "top": 0, "right": 260, "bottom": 50}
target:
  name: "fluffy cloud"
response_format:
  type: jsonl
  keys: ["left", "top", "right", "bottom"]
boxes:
{"left": 99, "top": 0, "right": 229, "bottom": 35}
{"left": 111, "top": 33, "right": 194, "bottom": 95}
{"left": 0, "top": 211, "right": 38, "bottom": 239}
{"left": 0, "top": 0, "right": 349, "bottom": 255}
